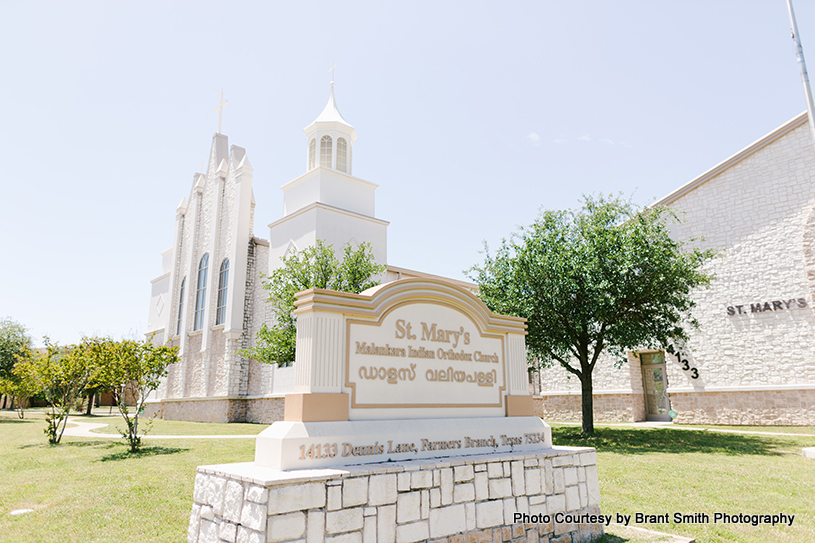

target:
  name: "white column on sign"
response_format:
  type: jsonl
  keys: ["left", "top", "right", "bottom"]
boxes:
{"left": 506, "top": 333, "right": 530, "bottom": 395}
{"left": 293, "top": 311, "right": 344, "bottom": 393}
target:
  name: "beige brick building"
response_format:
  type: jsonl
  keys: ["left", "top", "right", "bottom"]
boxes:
{"left": 532, "top": 112, "right": 815, "bottom": 426}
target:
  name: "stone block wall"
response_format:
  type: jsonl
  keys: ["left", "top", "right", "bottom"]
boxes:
{"left": 662, "top": 122, "right": 815, "bottom": 392}
{"left": 670, "top": 388, "right": 815, "bottom": 425}
{"left": 244, "top": 398, "right": 285, "bottom": 424}
{"left": 529, "top": 122, "right": 815, "bottom": 426}
{"left": 145, "top": 397, "right": 285, "bottom": 424}
{"left": 533, "top": 394, "right": 645, "bottom": 423}
{"left": 188, "top": 448, "right": 602, "bottom": 543}
{"left": 145, "top": 398, "right": 245, "bottom": 423}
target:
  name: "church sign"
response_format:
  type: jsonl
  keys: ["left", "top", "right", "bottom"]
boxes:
{"left": 726, "top": 297, "right": 808, "bottom": 315}
{"left": 346, "top": 302, "right": 506, "bottom": 409}
{"left": 255, "top": 278, "right": 551, "bottom": 470}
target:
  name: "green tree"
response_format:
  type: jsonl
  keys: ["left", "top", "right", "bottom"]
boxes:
{"left": 15, "top": 340, "right": 94, "bottom": 443}
{"left": 0, "top": 317, "right": 33, "bottom": 409}
{"left": 249, "top": 240, "right": 385, "bottom": 365}
{"left": 86, "top": 336, "right": 178, "bottom": 452}
{"left": 1, "top": 362, "right": 42, "bottom": 419}
{"left": 469, "top": 194, "right": 714, "bottom": 435}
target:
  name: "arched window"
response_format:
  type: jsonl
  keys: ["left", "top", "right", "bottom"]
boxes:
{"left": 320, "top": 135, "right": 333, "bottom": 168}
{"left": 193, "top": 254, "right": 209, "bottom": 331}
{"left": 176, "top": 277, "right": 186, "bottom": 335}
{"left": 308, "top": 138, "right": 316, "bottom": 170}
{"left": 336, "top": 137, "right": 347, "bottom": 172}
{"left": 215, "top": 258, "right": 229, "bottom": 325}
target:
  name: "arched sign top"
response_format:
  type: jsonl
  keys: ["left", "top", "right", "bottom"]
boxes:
{"left": 293, "top": 277, "right": 527, "bottom": 336}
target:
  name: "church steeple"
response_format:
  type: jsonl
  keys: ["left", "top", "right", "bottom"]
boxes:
{"left": 270, "top": 77, "right": 388, "bottom": 282}
{"left": 304, "top": 79, "right": 357, "bottom": 175}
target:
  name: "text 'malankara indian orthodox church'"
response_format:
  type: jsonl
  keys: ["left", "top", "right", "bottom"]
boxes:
{"left": 145, "top": 83, "right": 815, "bottom": 427}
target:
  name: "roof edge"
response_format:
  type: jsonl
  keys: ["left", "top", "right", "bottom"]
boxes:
{"left": 653, "top": 111, "right": 808, "bottom": 207}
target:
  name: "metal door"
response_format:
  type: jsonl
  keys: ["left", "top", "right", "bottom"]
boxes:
{"left": 640, "top": 352, "right": 671, "bottom": 421}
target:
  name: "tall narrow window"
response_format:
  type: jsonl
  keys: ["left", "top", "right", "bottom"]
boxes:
{"left": 336, "top": 137, "right": 347, "bottom": 172}
{"left": 176, "top": 277, "right": 186, "bottom": 335}
{"left": 216, "top": 258, "right": 229, "bottom": 325}
{"left": 193, "top": 254, "right": 209, "bottom": 331}
{"left": 308, "top": 138, "right": 316, "bottom": 170}
{"left": 320, "top": 135, "right": 333, "bottom": 168}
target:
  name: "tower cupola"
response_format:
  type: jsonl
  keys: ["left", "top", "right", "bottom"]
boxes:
{"left": 304, "top": 80, "right": 357, "bottom": 175}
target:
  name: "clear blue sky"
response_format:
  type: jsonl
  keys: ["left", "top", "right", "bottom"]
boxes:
{"left": 2, "top": 1, "right": 814, "bottom": 346}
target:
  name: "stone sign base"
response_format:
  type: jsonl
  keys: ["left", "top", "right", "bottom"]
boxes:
{"left": 188, "top": 447, "right": 603, "bottom": 543}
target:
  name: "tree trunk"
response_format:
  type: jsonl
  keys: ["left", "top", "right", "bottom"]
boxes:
{"left": 580, "top": 373, "right": 594, "bottom": 435}
{"left": 85, "top": 392, "right": 95, "bottom": 416}
{"left": 57, "top": 411, "right": 70, "bottom": 443}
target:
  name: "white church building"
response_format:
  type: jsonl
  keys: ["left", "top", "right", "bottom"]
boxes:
{"left": 146, "top": 82, "right": 815, "bottom": 427}
{"left": 144, "top": 84, "right": 470, "bottom": 423}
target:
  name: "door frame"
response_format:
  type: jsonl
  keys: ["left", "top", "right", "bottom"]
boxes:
{"left": 639, "top": 350, "right": 671, "bottom": 422}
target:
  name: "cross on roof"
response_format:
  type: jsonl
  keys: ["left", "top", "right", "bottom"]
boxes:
{"left": 214, "top": 91, "right": 228, "bottom": 133}
{"left": 329, "top": 62, "right": 337, "bottom": 86}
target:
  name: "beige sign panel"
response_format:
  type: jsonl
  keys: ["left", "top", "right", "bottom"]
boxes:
{"left": 290, "top": 278, "right": 530, "bottom": 422}
{"left": 346, "top": 301, "right": 506, "bottom": 409}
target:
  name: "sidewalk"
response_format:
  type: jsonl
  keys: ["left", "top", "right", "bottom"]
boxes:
{"left": 62, "top": 418, "right": 258, "bottom": 439}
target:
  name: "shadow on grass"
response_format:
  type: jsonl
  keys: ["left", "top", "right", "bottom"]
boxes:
{"left": 553, "top": 426, "right": 782, "bottom": 456}
{"left": 19, "top": 439, "right": 113, "bottom": 449}
{"left": 597, "top": 535, "right": 628, "bottom": 543}
{"left": 0, "top": 416, "right": 37, "bottom": 424}
{"left": 100, "top": 445, "right": 189, "bottom": 462}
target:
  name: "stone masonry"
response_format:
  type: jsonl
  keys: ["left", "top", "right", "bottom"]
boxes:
{"left": 533, "top": 394, "right": 645, "bottom": 424}
{"left": 532, "top": 115, "right": 815, "bottom": 426}
{"left": 189, "top": 448, "right": 603, "bottom": 543}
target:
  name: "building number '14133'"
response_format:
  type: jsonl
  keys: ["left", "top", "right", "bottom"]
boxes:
{"left": 674, "top": 352, "right": 699, "bottom": 379}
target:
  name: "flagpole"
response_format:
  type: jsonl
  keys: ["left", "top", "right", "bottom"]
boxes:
{"left": 786, "top": 0, "right": 815, "bottom": 138}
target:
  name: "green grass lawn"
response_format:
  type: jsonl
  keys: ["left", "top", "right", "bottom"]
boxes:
{"left": 2, "top": 411, "right": 813, "bottom": 542}
{"left": 559, "top": 425, "right": 815, "bottom": 543}
{"left": 0, "top": 410, "right": 255, "bottom": 543}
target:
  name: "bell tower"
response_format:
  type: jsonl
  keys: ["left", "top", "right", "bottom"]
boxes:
{"left": 268, "top": 79, "right": 388, "bottom": 271}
